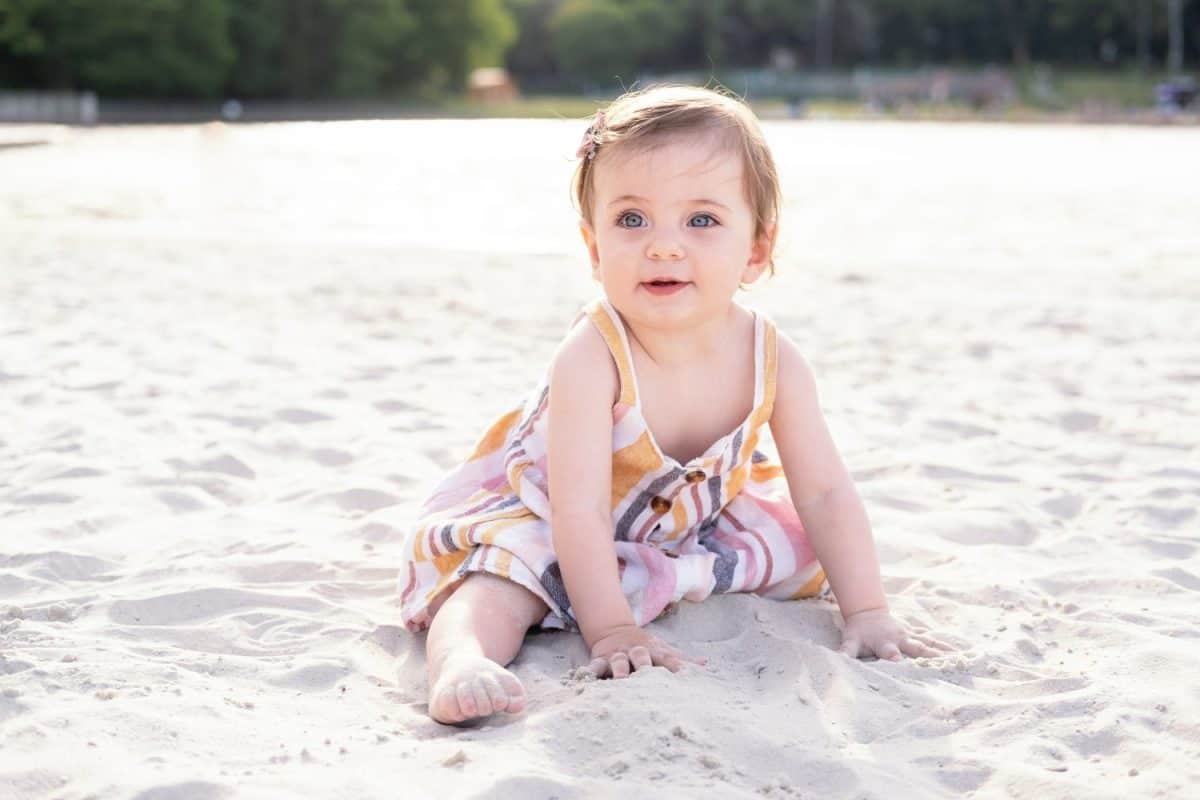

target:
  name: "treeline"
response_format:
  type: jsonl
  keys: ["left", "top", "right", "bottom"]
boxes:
{"left": 0, "top": 0, "right": 516, "bottom": 98}
{"left": 523, "top": 0, "right": 1196, "bottom": 82}
{"left": 0, "top": 0, "right": 1195, "bottom": 99}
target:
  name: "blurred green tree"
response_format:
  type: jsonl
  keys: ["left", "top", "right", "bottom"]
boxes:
{"left": 548, "top": 0, "right": 691, "bottom": 83}
{"left": 1, "top": 0, "right": 1194, "bottom": 98}
{"left": 2, "top": 0, "right": 236, "bottom": 97}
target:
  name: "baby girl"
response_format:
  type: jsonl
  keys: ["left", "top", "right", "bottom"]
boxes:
{"left": 398, "top": 84, "right": 946, "bottom": 725}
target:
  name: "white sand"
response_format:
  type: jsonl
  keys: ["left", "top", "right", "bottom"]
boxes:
{"left": 1, "top": 118, "right": 1198, "bottom": 799}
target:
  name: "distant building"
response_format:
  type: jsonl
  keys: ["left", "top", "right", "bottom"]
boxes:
{"left": 467, "top": 68, "right": 520, "bottom": 104}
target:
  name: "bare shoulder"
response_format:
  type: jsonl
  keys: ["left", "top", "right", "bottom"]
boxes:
{"left": 773, "top": 329, "right": 819, "bottom": 410}
{"left": 550, "top": 312, "right": 618, "bottom": 406}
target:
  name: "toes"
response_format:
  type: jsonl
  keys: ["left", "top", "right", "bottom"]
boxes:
{"left": 455, "top": 681, "right": 478, "bottom": 718}
{"left": 497, "top": 672, "right": 526, "bottom": 713}
{"left": 470, "top": 680, "right": 494, "bottom": 717}
{"left": 430, "top": 685, "right": 464, "bottom": 724}
{"left": 480, "top": 674, "right": 509, "bottom": 713}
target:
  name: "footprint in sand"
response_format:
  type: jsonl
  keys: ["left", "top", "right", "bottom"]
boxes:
{"left": 1039, "top": 493, "right": 1083, "bottom": 520}
{"left": 1131, "top": 504, "right": 1197, "bottom": 531}
{"left": 1134, "top": 535, "right": 1196, "bottom": 559}
{"left": 920, "top": 465, "right": 1018, "bottom": 484}
{"left": 924, "top": 510, "right": 1037, "bottom": 546}
{"left": 926, "top": 418, "right": 997, "bottom": 438}
{"left": 1150, "top": 567, "right": 1200, "bottom": 592}
{"left": 1055, "top": 410, "right": 1102, "bottom": 433}
{"left": 167, "top": 453, "right": 256, "bottom": 479}
{"left": 155, "top": 488, "right": 218, "bottom": 513}
{"left": 275, "top": 408, "right": 333, "bottom": 424}
{"left": 374, "top": 398, "right": 419, "bottom": 415}
{"left": 10, "top": 492, "right": 77, "bottom": 506}
{"left": 319, "top": 488, "right": 401, "bottom": 513}
{"left": 311, "top": 448, "right": 354, "bottom": 466}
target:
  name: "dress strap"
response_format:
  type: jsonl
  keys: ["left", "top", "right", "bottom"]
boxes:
{"left": 750, "top": 309, "right": 779, "bottom": 430}
{"left": 584, "top": 298, "right": 639, "bottom": 407}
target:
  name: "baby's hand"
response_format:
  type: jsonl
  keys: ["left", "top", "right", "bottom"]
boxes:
{"left": 587, "top": 624, "right": 705, "bottom": 679}
{"left": 839, "top": 608, "right": 950, "bottom": 661}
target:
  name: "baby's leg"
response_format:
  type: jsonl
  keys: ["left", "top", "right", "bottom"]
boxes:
{"left": 425, "top": 571, "right": 549, "bottom": 724}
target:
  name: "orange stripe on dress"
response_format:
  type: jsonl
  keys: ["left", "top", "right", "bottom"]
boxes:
{"left": 429, "top": 548, "right": 469, "bottom": 583}
{"left": 611, "top": 430, "right": 662, "bottom": 509}
{"left": 588, "top": 304, "right": 637, "bottom": 407}
{"left": 413, "top": 526, "right": 426, "bottom": 561}
{"left": 760, "top": 323, "right": 778, "bottom": 418}
{"left": 468, "top": 407, "right": 523, "bottom": 461}
{"left": 724, "top": 463, "right": 749, "bottom": 500}
{"left": 424, "top": 557, "right": 470, "bottom": 604}
{"left": 745, "top": 323, "right": 779, "bottom": 441}
{"left": 478, "top": 508, "right": 539, "bottom": 546}
{"left": 750, "top": 462, "right": 784, "bottom": 482}
{"left": 789, "top": 567, "right": 826, "bottom": 599}
{"left": 493, "top": 547, "right": 514, "bottom": 578}
{"left": 671, "top": 493, "right": 690, "bottom": 538}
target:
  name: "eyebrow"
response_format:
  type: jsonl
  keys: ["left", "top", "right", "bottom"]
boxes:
{"left": 606, "top": 194, "right": 731, "bottom": 211}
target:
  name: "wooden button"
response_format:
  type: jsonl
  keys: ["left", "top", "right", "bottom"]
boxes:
{"left": 685, "top": 469, "right": 706, "bottom": 484}
{"left": 650, "top": 495, "right": 671, "bottom": 513}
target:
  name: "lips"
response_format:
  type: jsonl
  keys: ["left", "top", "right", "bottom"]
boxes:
{"left": 641, "top": 279, "right": 690, "bottom": 296}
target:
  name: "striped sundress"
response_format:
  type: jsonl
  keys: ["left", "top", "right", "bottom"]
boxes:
{"left": 398, "top": 297, "right": 826, "bottom": 633}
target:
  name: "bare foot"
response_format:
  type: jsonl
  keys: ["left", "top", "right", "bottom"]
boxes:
{"left": 427, "top": 653, "right": 528, "bottom": 724}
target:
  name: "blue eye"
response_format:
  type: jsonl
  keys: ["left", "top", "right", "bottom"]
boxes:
{"left": 617, "top": 211, "right": 645, "bottom": 228}
{"left": 690, "top": 214, "right": 718, "bottom": 227}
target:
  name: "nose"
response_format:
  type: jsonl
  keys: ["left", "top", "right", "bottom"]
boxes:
{"left": 646, "top": 238, "right": 683, "bottom": 260}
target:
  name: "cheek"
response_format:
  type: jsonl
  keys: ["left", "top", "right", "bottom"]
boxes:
{"left": 596, "top": 232, "right": 638, "bottom": 260}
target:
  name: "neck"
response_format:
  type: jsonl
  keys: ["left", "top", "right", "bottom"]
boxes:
{"left": 619, "top": 302, "right": 747, "bottom": 371}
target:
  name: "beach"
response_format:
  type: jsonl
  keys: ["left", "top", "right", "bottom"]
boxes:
{"left": 1, "top": 118, "right": 1198, "bottom": 798}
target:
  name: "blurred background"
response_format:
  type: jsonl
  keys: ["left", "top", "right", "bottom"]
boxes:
{"left": 1, "top": 0, "right": 1197, "bottom": 124}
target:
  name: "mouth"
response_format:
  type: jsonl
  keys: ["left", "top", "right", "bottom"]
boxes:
{"left": 640, "top": 279, "right": 690, "bottom": 296}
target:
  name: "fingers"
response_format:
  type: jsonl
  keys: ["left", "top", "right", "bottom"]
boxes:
{"left": 587, "top": 642, "right": 701, "bottom": 678}
{"left": 629, "top": 645, "right": 653, "bottom": 672}
{"left": 877, "top": 642, "right": 903, "bottom": 662}
{"left": 899, "top": 637, "right": 938, "bottom": 659}
{"left": 912, "top": 633, "right": 953, "bottom": 651}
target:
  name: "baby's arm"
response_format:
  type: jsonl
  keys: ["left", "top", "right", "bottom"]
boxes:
{"left": 770, "top": 333, "right": 946, "bottom": 660}
{"left": 547, "top": 323, "right": 696, "bottom": 677}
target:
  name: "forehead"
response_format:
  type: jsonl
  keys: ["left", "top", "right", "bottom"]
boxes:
{"left": 593, "top": 135, "right": 745, "bottom": 203}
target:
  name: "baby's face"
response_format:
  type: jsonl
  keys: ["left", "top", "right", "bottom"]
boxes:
{"left": 580, "top": 134, "right": 772, "bottom": 329}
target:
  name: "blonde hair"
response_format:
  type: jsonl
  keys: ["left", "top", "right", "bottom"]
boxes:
{"left": 570, "top": 83, "right": 782, "bottom": 276}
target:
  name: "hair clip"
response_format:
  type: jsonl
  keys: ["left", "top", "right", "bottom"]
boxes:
{"left": 575, "top": 111, "right": 606, "bottom": 160}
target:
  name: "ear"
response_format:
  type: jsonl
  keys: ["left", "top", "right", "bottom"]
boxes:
{"left": 579, "top": 219, "right": 601, "bottom": 277}
{"left": 741, "top": 221, "right": 777, "bottom": 285}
